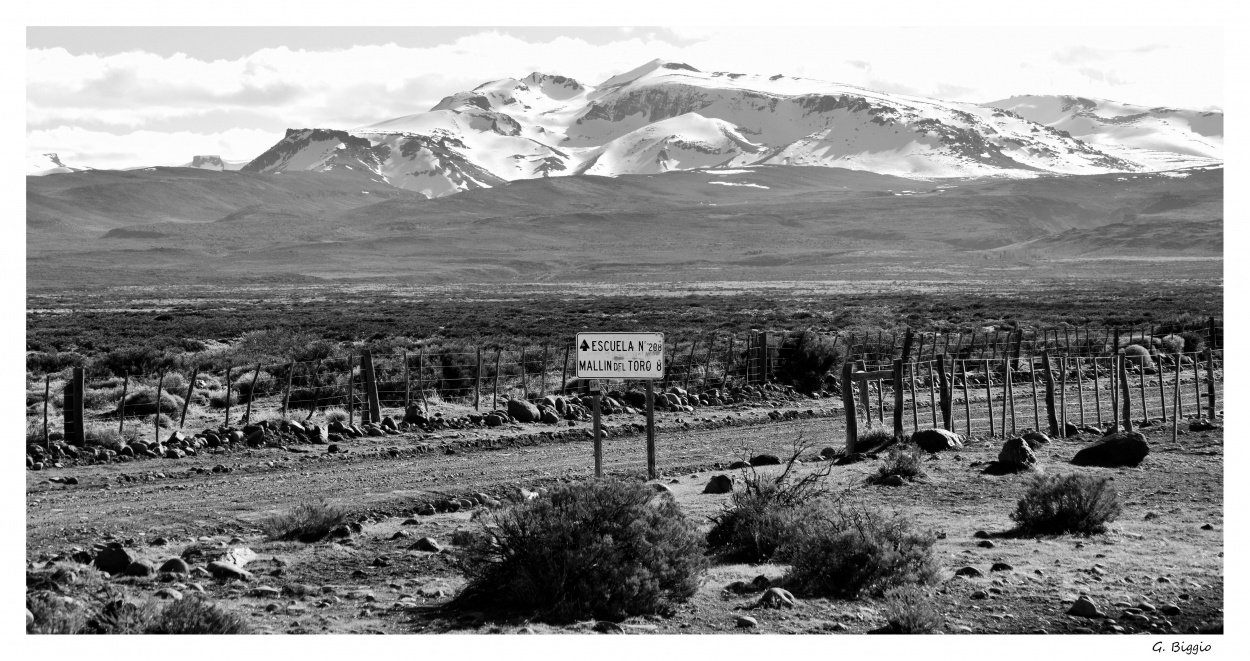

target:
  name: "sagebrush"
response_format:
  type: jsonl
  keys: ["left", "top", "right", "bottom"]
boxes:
{"left": 868, "top": 446, "right": 926, "bottom": 484}
{"left": 881, "top": 586, "right": 945, "bottom": 633}
{"left": 1011, "top": 472, "right": 1121, "bottom": 535}
{"left": 454, "top": 478, "right": 707, "bottom": 622}
{"left": 262, "top": 500, "right": 347, "bottom": 542}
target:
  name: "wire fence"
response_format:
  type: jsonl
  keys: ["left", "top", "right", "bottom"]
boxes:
{"left": 27, "top": 318, "right": 1222, "bottom": 446}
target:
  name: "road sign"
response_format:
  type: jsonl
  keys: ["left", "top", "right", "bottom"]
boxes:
{"left": 576, "top": 332, "right": 665, "bottom": 379}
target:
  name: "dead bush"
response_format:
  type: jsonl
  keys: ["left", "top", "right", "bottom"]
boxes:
{"left": 1010, "top": 472, "right": 1121, "bottom": 535}
{"left": 881, "top": 586, "right": 945, "bottom": 633}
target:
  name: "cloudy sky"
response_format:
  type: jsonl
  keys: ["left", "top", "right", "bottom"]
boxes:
{"left": 27, "top": 25, "right": 1224, "bottom": 170}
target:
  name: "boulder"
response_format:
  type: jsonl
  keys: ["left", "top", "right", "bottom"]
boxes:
{"left": 1189, "top": 419, "right": 1219, "bottom": 432}
{"left": 1063, "top": 422, "right": 1081, "bottom": 437}
{"left": 702, "top": 474, "right": 734, "bottom": 494}
{"left": 1022, "top": 430, "right": 1051, "bottom": 449}
{"left": 94, "top": 544, "right": 133, "bottom": 574}
{"left": 1070, "top": 432, "right": 1149, "bottom": 467}
{"left": 757, "top": 587, "right": 798, "bottom": 609}
{"left": 749, "top": 454, "right": 782, "bottom": 467}
{"left": 159, "top": 558, "right": 189, "bottom": 574}
{"left": 411, "top": 537, "right": 443, "bottom": 553}
{"left": 124, "top": 560, "right": 155, "bottom": 577}
{"left": 913, "top": 428, "right": 963, "bottom": 453}
{"left": 402, "top": 405, "right": 427, "bottom": 425}
{"left": 304, "top": 424, "right": 327, "bottom": 444}
{"left": 998, "top": 437, "right": 1039, "bottom": 471}
{"left": 1067, "top": 595, "right": 1105, "bottom": 618}
{"left": 540, "top": 409, "right": 560, "bottom": 424}
{"left": 206, "top": 561, "right": 253, "bottom": 581}
{"left": 508, "top": 399, "right": 541, "bottom": 423}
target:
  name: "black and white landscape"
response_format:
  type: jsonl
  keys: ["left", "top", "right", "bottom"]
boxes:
{"left": 24, "top": 23, "right": 1225, "bottom": 644}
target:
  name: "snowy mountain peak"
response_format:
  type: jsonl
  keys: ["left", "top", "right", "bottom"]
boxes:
{"left": 27, "top": 152, "right": 87, "bottom": 176}
{"left": 243, "top": 61, "right": 1221, "bottom": 200}
{"left": 184, "top": 155, "right": 248, "bottom": 171}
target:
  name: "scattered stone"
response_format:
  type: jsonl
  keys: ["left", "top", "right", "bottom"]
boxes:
{"left": 124, "top": 560, "right": 155, "bottom": 577}
{"left": 973, "top": 530, "right": 991, "bottom": 539}
{"left": 390, "top": 531, "right": 412, "bottom": 540}
{"left": 507, "top": 399, "right": 541, "bottom": 424}
{"left": 757, "top": 587, "right": 798, "bottom": 609}
{"left": 249, "top": 586, "right": 282, "bottom": 598}
{"left": 592, "top": 620, "right": 624, "bottom": 634}
{"left": 206, "top": 561, "right": 253, "bottom": 581}
{"left": 882, "top": 474, "right": 905, "bottom": 487}
{"left": 1200, "top": 523, "right": 1215, "bottom": 531}
{"left": 702, "top": 474, "right": 735, "bottom": 494}
{"left": 417, "top": 504, "right": 436, "bottom": 516}
{"left": 978, "top": 540, "right": 996, "bottom": 549}
{"left": 749, "top": 454, "right": 782, "bottom": 467}
{"left": 1070, "top": 431, "right": 1149, "bottom": 467}
{"left": 1022, "top": 430, "right": 1051, "bottom": 448}
{"left": 1067, "top": 595, "right": 1105, "bottom": 618}
{"left": 1160, "top": 604, "right": 1182, "bottom": 616}
{"left": 998, "top": 437, "right": 1039, "bottom": 470}
{"left": 1189, "top": 419, "right": 1219, "bottom": 432}
{"left": 93, "top": 544, "right": 133, "bottom": 574}
{"left": 736, "top": 615, "right": 758, "bottom": 629}
{"left": 411, "top": 537, "right": 443, "bottom": 553}
{"left": 955, "top": 566, "right": 983, "bottom": 578}
{"left": 971, "top": 590, "right": 988, "bottom": 600}
{"left": 913, "top": 428, "right": 963, "bottom": 453}
{"left": 990, "top": 562, "right": 1013, "bottom": 572}
{"left": 727, "top": 460, "right": 750, "bottom": 470}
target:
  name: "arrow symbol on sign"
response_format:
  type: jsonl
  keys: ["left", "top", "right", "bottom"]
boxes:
{"left": 580, "top": 340, "right": 590, "bottom": 351}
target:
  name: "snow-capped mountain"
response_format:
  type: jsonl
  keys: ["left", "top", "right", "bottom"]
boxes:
{"left": 242, "top": 60, "right": 1215, "bottom": 199}
{"left": 27, "top": 152, "right": 88, "bottom": 176}
{"left": 984, "top": 95, "right": 1222, "bottom": 171}
{"left": 181, "top": 155, "right": 249, "bottom": 171}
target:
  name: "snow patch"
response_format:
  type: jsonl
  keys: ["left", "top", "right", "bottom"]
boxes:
{"left": 709, "top": 181, "right": 769, "bottom": 189}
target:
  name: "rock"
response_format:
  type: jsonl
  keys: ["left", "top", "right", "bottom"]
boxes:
{"left": 593, "top": 620, "right": 624, "bottom": 634}
{"left": 411, "top": 537, "right": 443, "bottom": 553}
{"left": 485, "top": 415, "right": 504, "bottom": 427}
{"left": 159, "top": 558, "right": 189, "bottom": 574}
{"left": 206, "top": 561, "right": 253, "bottom": 581}
{"left": 955, "top": 566, "right": 983, "bottom": 578}
{"left": 125, "top": 560, "right": 155, "bottom": 577}
{"left": 1160, "top": 603, "right": 1181, "bottom": 616}
{"left": 1067, "top": 595, "right": 1105, "bottom": 618}
{"left": 913, "top": 428, "right": 963, "bottom": 453}
{"left": 998, "top": 437, "right": 1039, "bottom": 471}
{"left": 26, "top": 607, "right": 33, "bottom": 628}
{"left": 540, "top": 409, "right": 560, "bottom": 424}
{"left": 507, "top": 399, "right": 541, "bottom": 423}
{"left": 990, "top": 562, "right": 1013, "bottom": 572}
{"left": 1070, "top": 431, "right": 1149, "bottom": 467}
{"left": 223, "top": 547, "right": 257, "bottom": 567}
{"left": 94, "top": 544, "right": 133, "bottom": 574}
{"left": 757, "top": 587, "right": 798, "bottom": 609}
{"left": 736, "top": 615, "right": 758, "bottom": 629}
{"left": 702, "top": 474, "right": 734, "bottom": 494}
{"left": 727, "top": 460, "right": 750, "bottom": 470}
{"left": 1064, "top": 422, "right": 1081, "bottom": 437}
{"left": 973, "top": 530, "right": 991, "bottom": 538}
{"left": 882, "top": 474, "right": 905, "bottom": 487}
{"left": 326, "top": 444, "right": 341, "bottom": 454}
{"left": 416, "top": 504, "right": 436, "bottom": 516}
{"left": 249, "top": 585, "right": 282, "bottom": 598}
{"left": 971, "top": 590, "right": 988, "bottom": 600}
{"left": 154, "top": 588, "right": 183, "bottom": 600}
{"left": 165, "top": 448, "right": 184, "bottom": 459}
{"left": 1201, "top": 523, "right": 1214, "bottom": 530}
{"left": 403, "top": 405, "right": 427, "bottom": 425}
{"left": 977, "top": 540, "right": 996, "bottom": 548}
{"left": 749, "top": 454, "right": 781, "bottom": 466}
{"left": 1189, "top": 419, "right": 1219, "bottom": 432}
{"left": 819, "top": 447, "right": 839, "bottom": 459}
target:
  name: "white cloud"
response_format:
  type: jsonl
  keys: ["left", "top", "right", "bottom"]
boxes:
{"left": 26, "top": 126, "right": 281, "bottom": 169}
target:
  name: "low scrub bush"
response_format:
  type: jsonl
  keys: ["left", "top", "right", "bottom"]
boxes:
{"left": 1010, "top": 472, "right": 1121, "bottom": 535}
{"left": 26, "top": 592, "right": 90, "bottom": 634}
{"left": 856, "top": 425, "right": 897, "bottom": 453}
{"left": 783, "top": 500, "right": 939, "bottom": 599}
{"left": 454, "top": 479, "right": 707, "bottom": 622}
{"left": 323, "top": 407, "right": 349, "bottom": 424}
{"left": 120, "top": 388, "right": 184, "bottom": 416}
{"left": 207, "top": 389, "right": 237, "bottom": 409}
{"left": 868, "top": 446, "right": 926, "bottom": 484}
{"left": 707, "top": 437, "right": 834, "bottom": 562}
{"left": 262, "top": 500, "right": 347, "bottom": 542}
{"left": 83, "top": 386, "right": 123, "bottom": 410}
{"left": 1180, "top": 331, "right": 1206, "bottom": 355}
{"left": 26, "top": 351, "right": 87, "bottom": 375}
{"left": 881, "top": 586, "right": 945, "bottom": 633}
{"left": 146, "top": 595, "right": 252, "bottom": 634}
{"left": 1121, "top": 344, "right": 1153, "bottom": 369}
{"left": 775, "top": 330, "right": 842, "bottom": 392}
{"left": 1159, "top": 334, "right": 1185, "bottom": 355}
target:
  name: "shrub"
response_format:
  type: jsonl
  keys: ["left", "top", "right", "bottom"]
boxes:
{"left": 232, "top": 370, "right": 276, "bottom": 401}
{"left": 83, "top": 386, "right": 123, "bottom": 410}
{"left": 706, "top": 438, "right": 835, "bottom": 562}
{"left": 1010, "top": 472, "right": 1121, "bottom": 535}
{"left": 868, "top": 446, "right": 926, "bottom": 484}
{"left": 783, "top": 500, "right": 939, "bottom": 599}
{"left": 147, "top": 595, "right": 251, "bottom": 634}
{"left": 454, "top": 479, "right": 707, "bottom": 622}
{"left": 857, "top": 425, "right": 897, "bottom": 453}
{"left": 26, "top": 351, "right": 87, "bottom": 375}
{"left": 120, "top": 387, "right": 184, "bottom": 416}
{"left": 262, "top": 500, "right": 347, "bottom": 542}
{"left": 1159, "top": 334, "right": 1185, "bottom": 355}
{"left": 881, "top": 586, "right": 945, "bottom": 633}
{"left": 84, "top": 423, "right": 137, "bottom": 450}
{"left": 207, "top": 389, "right": 237, "bottom": 409}
{"left": 26, "top": 592, "right": 89, "bottom": 634}
{"left": 776, "top": 330, "right": 842, "bottom": 392}
{"left": 323, "top": 407, "right": 349, "bottom": 424}
{"left": 94, "top": 346, "right": 173, "bottom": 377}
{"left": 1121, "top": 344, "right": 1153, "bottom": 369}
{"left": 1180, "top": 331, "right": 1206, "bottom": 355}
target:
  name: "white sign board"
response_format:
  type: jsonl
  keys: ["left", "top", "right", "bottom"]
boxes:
{"left": 576, "top": 332, "right": 665, "bottom": 379}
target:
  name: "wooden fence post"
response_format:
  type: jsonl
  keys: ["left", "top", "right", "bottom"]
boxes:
{"left": 1111, "top": 355, "right": 1120, "bottom": 432}
{"left": 1002, "top": 359, "right": 1010, "bottom": 437}
{"left": 1030, "top": 357, "right": 1040, "bottom": 431}
{"left": 418, "top": 349, "right": 429, "bottom": 414}
{"left": 223, "top": 367, "right": 231, "bottom": 427}
{"left": 892, "top": 359, "right": 904, "bottom": 438}
{"left": 493, "top": 349, "right": 501, "bottom": 410}
{"left": 1075, "top": 357, "right": 1085, "bottom": 428}
{"left": 404, "top": 351, "right": 411, "bottom": 409}
{"left": 704, "top": 335, "right": 715, "bottom": 390}
{"left": 927, "top": 360, "right": 938, "bottom": 428}
{"left": 118, "top": 371, "right": 130, "bottom": 435}
{"left": 182, "top": 366, "right": 199, "bottom": 428}
{"left": 64, "top": 367, "right": 85, "bottom": 446}
{"left": 243, "top": 364, "right": 260, "bottom": 426}
{"left": 154, "top": 370, "right": 165, "bottom": 443}
{"left": 685, "top": 339, "right": 697, "bottom": 392}
{"left": 346, "top": 357, "right": 354, "bottom": 426}
{"left": 900, "top": 327, "right": 914, "bottom": 364}
{"left": 855, "top": 359, "right": 870, "bottom": 424}
{"left": 1041, "top": 350, "right": 1057, "bottom": 436}
{"left": 1173, "top": 353, "right": 1181, "bottom": 441}
{"left": 1058, "top": 356, "right": 1066, "bottom": 438}
{"left": 935, "top": 356, "right": 951, "bottom": 431}
{"left": 559, "top": 343, "right": 570, "bottom": 396}
{"left": 761, "top": 332, "right": 770, "bottom": 383}
{"left": 1192, "top": 352, "right": 1202, "bottom": 418}
{"left": 540, "top": 344, "right": 549, "bottom": 397}
{"left": 984, "top": 360, "right": 994, "bottom": 437}
{"left": 909, "top": 361, "right": 919, "bottom": 432}
{"left": 1209, "top": 315, "right": 1217, "bottom": 351}
{"left": 306, "top": 360, "right": 322, "bottom": 421}
{"left": 960, "top": 360, "right": 971, "bottom": 438}
{"left": 1007, "top": 359, "right": 1016, "bottom": 435}
{"left": 1137, "top": 354, "right": 1148, "bottom": 424}
{"left": 281, "top": 361, "right": 294, "bottom": 420}
{"left": 1206, "top": 348, "right": 1217, "bottom": 419}
{"left": 43, "top": 374, "right": 50, "bottom": 449}
{"left": 1119, "top": 351, "right": 1133, "bottom": 433}
{"left": 520, "top": 347, "right": 528, "bottom": 400}
{"left": 1157, "top": 353, "right": 1167, "bottom": 423}
{"left": 842, "top": 362, "right": 857, "bottom": 453}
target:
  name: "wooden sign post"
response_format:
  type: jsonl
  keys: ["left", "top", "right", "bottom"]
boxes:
{"left": 576, "top": 332, "right": 665, "bottom": 479}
